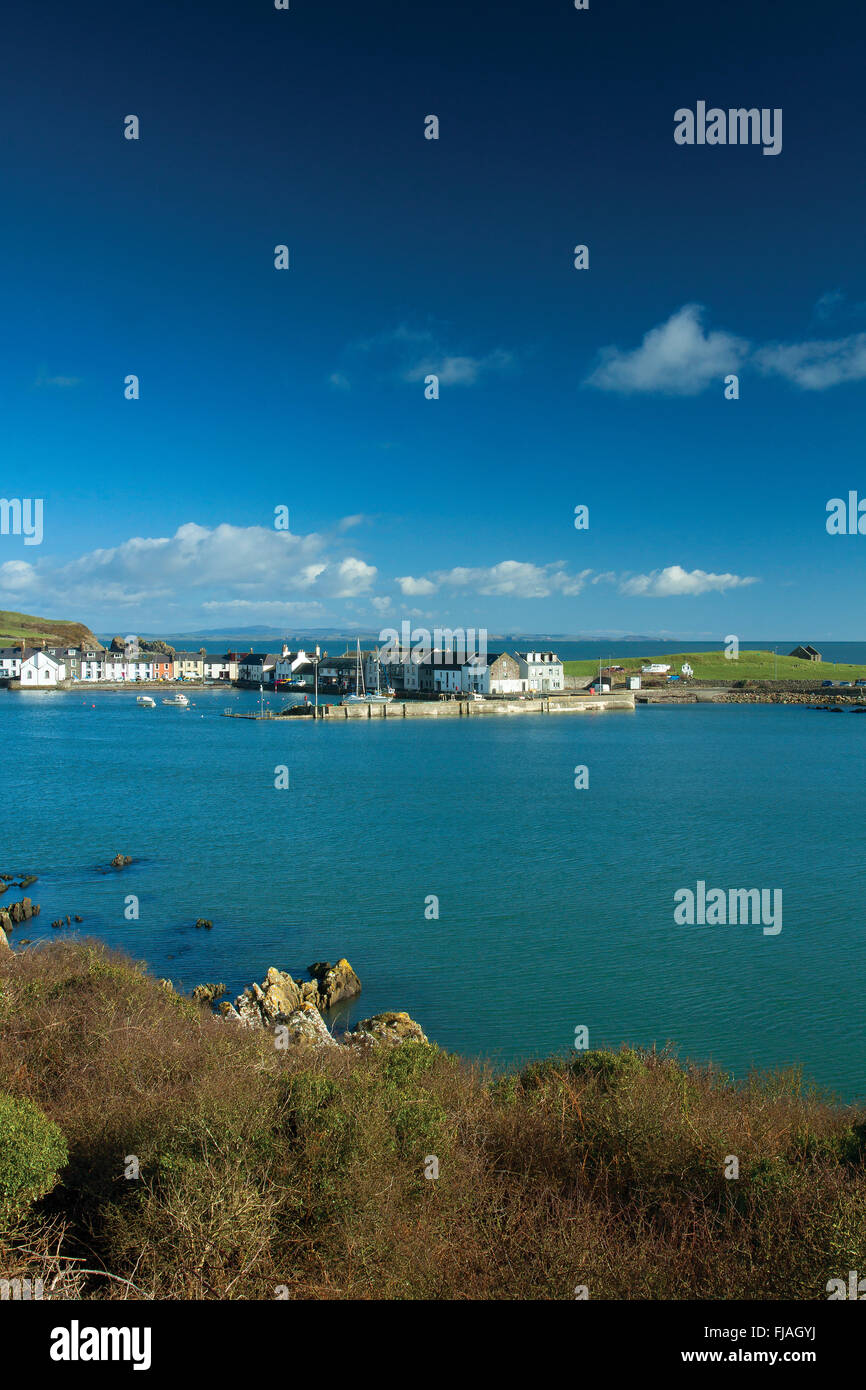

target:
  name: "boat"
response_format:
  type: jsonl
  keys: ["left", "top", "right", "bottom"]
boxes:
{"left": 343, "top": 640, "right": 393, "bottom": 704}
{"left": 136, "top": 695, "right": 156, "bottom": 708}
{"left": 162, "top": 693, "right": 190, "bottom": 707}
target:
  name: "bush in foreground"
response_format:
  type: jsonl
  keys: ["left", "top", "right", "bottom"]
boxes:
{"left": 0, "top": 940, "right": 864, "bottom": 1300}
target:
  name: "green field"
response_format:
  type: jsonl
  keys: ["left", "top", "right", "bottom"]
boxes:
{"left": 563, "top": 650, "right": 866, "bottom": 682}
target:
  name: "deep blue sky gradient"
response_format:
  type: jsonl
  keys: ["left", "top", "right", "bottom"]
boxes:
{"left": 1, "top": 0, "right": 865, "bottom": 635}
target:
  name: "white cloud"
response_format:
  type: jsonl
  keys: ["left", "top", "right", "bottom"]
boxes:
{"left": 0, "top": 560, "right": 37, "bottom": 593}
{"left": 0, "top": 522, "right": 379, "bottom": 619}
{"left": 333, "top": 557, "right": 377, "bottom": 596}
{"left": 332, "top": 325, "right": 515, "bottom": 390}
{"left": 754, "top": 333, "right": 866, "bottom": 390}
{"left": 396, "top": 575, "right": 438, "bottom": 596}
{"left": 619, "top": 565, "right": 757, "bottom": 597}
{"left": 434, "top": 561, "right": 592, "bottom": 599}
{"left": 586, "top": 301, "right": 866, "bottom": 396}
{"left": 585, "top": 305, "right": 748, "bottom": 396}
{"left": 403, "top": 348, "right": 513, "bottom": 387}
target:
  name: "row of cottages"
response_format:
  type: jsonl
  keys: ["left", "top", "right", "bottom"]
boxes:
{"left": 364, "top": 648, "right": 564, "bottom": 696}
{"left": 238, "top": 647, "right": 330, "bottom": 685}
{"left": 0, "top": 644, "right": 241, "bottom": 686}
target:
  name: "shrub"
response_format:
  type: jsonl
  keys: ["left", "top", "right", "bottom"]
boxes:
{"left": 0, "top": 1092, "right": 67, "bottom": 1224}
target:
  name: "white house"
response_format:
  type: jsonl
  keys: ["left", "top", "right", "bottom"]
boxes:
{"left": 274, "top": 648, "right": 317, "bottom": 683}
{"left": 0, "top": 647, "right": 22, "bottom": 679}
{"left": 515, "top": 651, "right": 564, "bottom": 692}
{"left": 20, "top": 650, "right": 66, "bottom": 686}
{"left": 238, "top": 653, "right": 278, "bottom": 683}
{"left": 203, "top": 653, "right": 239, "bottom": 680}
{"left": 642, "top": 664, "right": 671, "bottom": 675}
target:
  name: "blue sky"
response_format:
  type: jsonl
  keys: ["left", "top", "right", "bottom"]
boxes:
{"left": 1, "top": 0, "right": 865, "bottom": 637}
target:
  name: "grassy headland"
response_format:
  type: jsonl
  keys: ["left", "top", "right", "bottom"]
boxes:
{"left": 564, "top": 650, "right": 866, "bottom": 682}
{"left": 1, "top": 940, "right": 864, "bottom": 1300}
{"left": 0, "top": 609, "right": 102, "bottom": 649}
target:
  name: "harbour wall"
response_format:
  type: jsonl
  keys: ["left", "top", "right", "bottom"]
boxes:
{"left": 315, "top": 694, "right": 634, "bottom": 719}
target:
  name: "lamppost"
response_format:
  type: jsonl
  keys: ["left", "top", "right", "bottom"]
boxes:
{"left": 311, "top": 655, "right": 319, "bottom": 714}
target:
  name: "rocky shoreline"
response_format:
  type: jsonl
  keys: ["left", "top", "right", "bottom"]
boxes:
{"left": 207, "top": 958, "right": 428, "bottom": 1051}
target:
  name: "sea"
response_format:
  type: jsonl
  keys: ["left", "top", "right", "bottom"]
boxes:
{"left": 3, "top": 686, "right": 865, "bottom": 1100}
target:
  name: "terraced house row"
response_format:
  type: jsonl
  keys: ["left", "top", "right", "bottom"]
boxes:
{"left": 0, "top": 645, "right": 240, "bottom": 687}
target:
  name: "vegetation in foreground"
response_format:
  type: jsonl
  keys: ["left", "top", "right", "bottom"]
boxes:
{"left": 564, "top": 649, "right": 866, "bottom": 682}
{"left": 1, "top": 940, "right": 865, "bottom": 1301}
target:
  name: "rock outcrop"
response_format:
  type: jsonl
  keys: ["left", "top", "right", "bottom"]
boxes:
{"left": 0, "top": 924, "right": 10, "bottom": 952}
{"left": 218, "top": 960, "right": 426, "bottom": 1052}
{"left": 192, "top": 982, "right": 226, "bottom": 1004}
{"left": 275, "top": 1003, "right": 340, "bottom": 1049}
{"left": 347, "top": 1012, "right": 429, "bottom": 1048}
{"left": 0, "top": 899, "right": 39, "bottom": 933}
{"left": 110, "top": 854, "right": 133, "bottom": 869}
{"left": 220, "top": 959, "right": 361, "bottom": 1028}
{"left": 307, "top": 959, "right": 362, "bottom": 1009}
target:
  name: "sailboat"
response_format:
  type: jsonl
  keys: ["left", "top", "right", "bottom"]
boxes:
{"left": 343, "top": 640, "right": 393, "bottom": 704}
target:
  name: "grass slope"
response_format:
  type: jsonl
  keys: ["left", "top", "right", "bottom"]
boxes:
{"left": 0, "top": 609, "right": 102, "bottom": 649}
{"left": 1, "top": 940, "right": 865, "bottom": 1300}
{"left": 564, "top": 650, "right": 866, "bottom": 681}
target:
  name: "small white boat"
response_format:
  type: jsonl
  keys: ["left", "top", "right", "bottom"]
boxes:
{"left": 137, "top": 695, "right": 156, "bottom": 708}
{"left": 162, "top": 693, "right": 190, "bottom": 707}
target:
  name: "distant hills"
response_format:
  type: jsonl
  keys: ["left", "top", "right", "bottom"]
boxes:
{"left": 0, "top": 609, "right": 103, "bottom": 649}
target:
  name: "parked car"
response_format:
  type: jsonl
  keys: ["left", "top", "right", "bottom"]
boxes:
{"left": 821, "top": 680, "right": 835, "bottom": 687}
{"left": 839, "top": 681, "right": 852, "bottom": 688}
{"left": 856, "top": 680, "right": 866, "bottom": 687}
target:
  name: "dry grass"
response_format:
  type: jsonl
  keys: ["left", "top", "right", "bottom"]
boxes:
{"left": 1, "top": 940, "right": 864, "bottom": 1300}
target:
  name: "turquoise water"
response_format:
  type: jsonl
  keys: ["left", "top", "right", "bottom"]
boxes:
{"left": 3, "top": 688, "right": 864, "bottom": 1099}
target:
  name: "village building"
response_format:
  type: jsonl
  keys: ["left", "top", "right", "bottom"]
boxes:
{"left": 0, "top": 647, "right": 23, "bottom": 679}
{"left": 789, "top": 644, "right": 822, "bottom": 662}
{"left": 461, "top": 652, "right": 523, "bottom": 695}
{"left": 237, "top": 652, "right": 278, "bottom": 683}
{"left": 514, "top": 651, "right": 564, "bottom": 692}
{"left": 174, "top": 651, "right": 206, "bottom": 680}
{"left": 203, "top": 653, "right": 238, "bottom": 681}
{"left": 20, "top": 649, "right": 66, "bottom": 686}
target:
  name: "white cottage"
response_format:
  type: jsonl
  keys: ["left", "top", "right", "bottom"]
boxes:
{"left": 20, "top": 650, "right": 66, "bottom": 686}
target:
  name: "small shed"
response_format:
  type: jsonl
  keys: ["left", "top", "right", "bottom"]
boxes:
{"left": 626, "top": 674, "right": 641, "bottom": 690}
